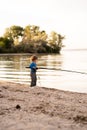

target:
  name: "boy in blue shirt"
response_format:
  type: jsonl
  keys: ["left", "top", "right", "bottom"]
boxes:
{"left": 29, "top": 55, "right": 38, "bottom": 87}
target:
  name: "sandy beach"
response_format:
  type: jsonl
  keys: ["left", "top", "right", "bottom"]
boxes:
{"left": 0, "top": 81, "right": 87, "bottom": 130}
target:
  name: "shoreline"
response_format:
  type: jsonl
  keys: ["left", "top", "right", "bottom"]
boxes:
{"left": 0, "top": 81, "right": 87, "bottom": 130}
{"left": 0, "top": 52, "right": 61, "bottom": 56}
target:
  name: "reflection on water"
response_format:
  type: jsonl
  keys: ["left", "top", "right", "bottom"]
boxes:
{"left": 0, "top": 54, "right": 63, "bottom": 82}
{"left": 0, "top": 51, "right": 87, "bottom": 93}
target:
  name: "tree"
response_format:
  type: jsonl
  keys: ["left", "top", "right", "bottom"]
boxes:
{"left": 0, "top": 37, "right": 12, "bottom": 48}
{"left": 57, "top": 34, "right": 65, "bottom": 47}
{"left": 38, "top": 31, "right": 48, "bottom": 41}
{"left": 48, "top": 31, "right": 65, "bottom": 53}
{"left": 22, "top": 25, "right": 40, "bottom": 43}
{"left": 23, "top": 25, "right": 32, "bottom": 44}
{"left": 4, "top": 25, "right": 24, "bottom": 45}
{"left": 23, "top": 25, "right": 48, "bottom": 46}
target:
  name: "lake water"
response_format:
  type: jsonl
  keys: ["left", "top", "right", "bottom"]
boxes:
{"left": 0, "top": 50, "right": 87, "bottom": 93}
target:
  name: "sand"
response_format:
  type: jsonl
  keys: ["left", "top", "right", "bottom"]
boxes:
{"left": 0, "top": 81, "right": 87, "bottom": 130}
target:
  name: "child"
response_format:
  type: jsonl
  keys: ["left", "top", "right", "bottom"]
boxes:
{"left": 29, "top": 55, "right": 38, "bottom": 87}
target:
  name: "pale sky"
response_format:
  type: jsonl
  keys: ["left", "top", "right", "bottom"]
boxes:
{"left": 0, "top": 0, "right": 87, "bottom": 49}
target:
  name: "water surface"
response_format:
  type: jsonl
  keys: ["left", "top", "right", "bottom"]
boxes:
{"left": 0, "top": 50, "right": 87, "bottom": 93}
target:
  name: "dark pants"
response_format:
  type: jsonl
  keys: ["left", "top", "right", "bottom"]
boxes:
{"left": 30, "top": 72, "right": 37, "bottom": 87}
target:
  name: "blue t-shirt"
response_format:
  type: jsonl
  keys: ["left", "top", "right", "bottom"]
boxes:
{"left": 29, "top": 62, "right": 37, "bottom": 73}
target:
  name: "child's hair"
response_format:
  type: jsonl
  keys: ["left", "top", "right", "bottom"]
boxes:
{"left": 30, "top": 55, "right": 38, "bottom": 62}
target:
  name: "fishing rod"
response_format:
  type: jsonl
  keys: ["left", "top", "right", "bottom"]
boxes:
{"left": 26, "top": 67, "right": 87, "bottom": 75}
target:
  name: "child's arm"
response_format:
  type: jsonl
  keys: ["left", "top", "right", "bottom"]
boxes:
{"left": 29, "top": 63, "right": 38, "bottom": 72}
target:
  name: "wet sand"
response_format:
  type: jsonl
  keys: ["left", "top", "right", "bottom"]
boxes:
{"left": 0, "top": 81, "right": 87, "bottom": 130}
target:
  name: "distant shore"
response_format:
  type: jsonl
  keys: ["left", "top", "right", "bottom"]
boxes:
{"left": 0, "top": 81, "right": 87, "bottom": 130}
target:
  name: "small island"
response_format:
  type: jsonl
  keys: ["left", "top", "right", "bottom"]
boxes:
{"left": 0, "top": 25, "right": 65, "bottom": 53}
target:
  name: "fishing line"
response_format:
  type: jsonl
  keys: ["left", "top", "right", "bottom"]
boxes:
{"left": 37, "top": 76, "right": 41, "bottom": 87}
{"left": 39, "top": 67, "right": 87, "bottom": 75}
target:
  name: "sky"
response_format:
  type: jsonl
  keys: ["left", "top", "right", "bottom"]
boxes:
{"left": 0, "top": 0, "right": 87, "bottom": 49}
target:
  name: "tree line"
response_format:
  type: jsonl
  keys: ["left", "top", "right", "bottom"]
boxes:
{"left": 0, "top": 25, "right": 65, "bottom": 53}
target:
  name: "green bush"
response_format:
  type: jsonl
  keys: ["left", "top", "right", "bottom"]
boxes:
{"left": 0, "top": 41, "right": 5, "bottom": 48}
